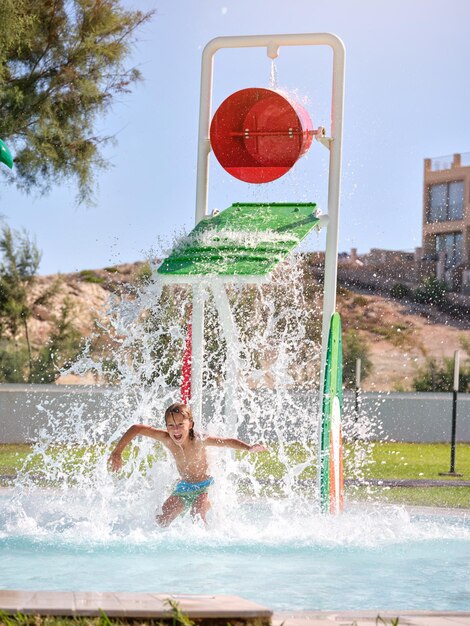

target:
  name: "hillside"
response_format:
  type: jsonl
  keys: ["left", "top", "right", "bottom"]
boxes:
{"left": 337, "top": 287, "right": 469, "bottom": 390}
{"left": 26, "top": 262, "right": 470, "bottom": 391}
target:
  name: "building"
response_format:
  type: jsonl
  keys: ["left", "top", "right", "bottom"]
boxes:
{"left": 333, "top": 247, "right": 421, "bottom": 293}
{"left": 422, "top": 152, "right": 470, "bottom": 293}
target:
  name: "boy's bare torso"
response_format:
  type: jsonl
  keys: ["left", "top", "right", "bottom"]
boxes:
{"left": 163, "top": 434, "right": 210, "bottom": 482}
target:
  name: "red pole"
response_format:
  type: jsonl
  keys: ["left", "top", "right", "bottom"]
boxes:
{"left": 180, "top": 315, "right": 192, "bottom": 404}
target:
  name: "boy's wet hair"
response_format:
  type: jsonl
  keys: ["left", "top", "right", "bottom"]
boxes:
{"left": 164, "top": 402, "right": 195, "bottom": 439}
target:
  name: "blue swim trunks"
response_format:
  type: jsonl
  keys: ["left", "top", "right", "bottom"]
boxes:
{"left": 172, "top": 477, "right": 214, "bottom": 511}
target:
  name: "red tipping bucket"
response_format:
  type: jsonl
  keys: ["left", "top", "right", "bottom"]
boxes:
{"left": 210, "top": 87, "right": 313, "bottom": 184}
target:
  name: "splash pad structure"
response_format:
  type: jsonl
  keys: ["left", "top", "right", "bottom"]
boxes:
{"left": 1, "top": 32, "right": 470, "bottom": 616}
{"left": 157, "top": 33, "right": 345, "bottom": 514}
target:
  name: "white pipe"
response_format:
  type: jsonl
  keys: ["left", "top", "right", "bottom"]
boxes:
{"left": 319, "top": 38, "right": 345, "bottom": 397}
{"left": 317, "top": 214, "right": 330, "bottom": 230}
{"left": 356, "top": 358, "right": 362, "bottom": 388}
{"left": 195, "top": 46, "right": 215, "bottom": 226}
{"left": 193, "top": 52, "right": 214, "bottom": 426}
{"left": 267, "top": 40, "right": 280, "bottom": 59}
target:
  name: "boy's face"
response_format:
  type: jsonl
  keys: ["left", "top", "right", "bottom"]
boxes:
{"left": 166, "top": 413, "right": 193, "bottom": 445}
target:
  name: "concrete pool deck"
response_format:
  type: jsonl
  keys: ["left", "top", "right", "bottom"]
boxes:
{"left": 273, "top": 611, "right": 470, "bottom": 625}
{"left": 1, "top": 592, "right": 470, "bottom": 625}
{"left": 0, "top": 590, "right": 272, "bottom": 623}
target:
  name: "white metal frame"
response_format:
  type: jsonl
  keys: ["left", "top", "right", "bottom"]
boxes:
{"left": 190, "top": 33, "right": 345, "bottom": 429}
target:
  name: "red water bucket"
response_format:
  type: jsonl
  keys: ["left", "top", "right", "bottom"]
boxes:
{"left": 210, "top": 87, "right": 313, "bottom": 184}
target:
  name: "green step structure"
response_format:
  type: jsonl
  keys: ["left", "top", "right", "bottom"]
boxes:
{"left": 157, "top": 201, "right": 343, "bottom": 512}
{"left": 158, "top": 202, "right": 319, "bottom": 279}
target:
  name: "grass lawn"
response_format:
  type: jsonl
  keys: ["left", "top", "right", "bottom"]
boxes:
{"left": 353, "top": 486, "right": 469, "bottom": 508}
{"left": 349, "top": 441, "right": 470, "bottom": 508}
{"left": 363, "top": 442, "right": 470, "bottom": 480}
{"left": 0, "top": 444, "right": 32, "bottom": 478}
{"left": 1, "top": 441, "right": 469, "bottom": 508}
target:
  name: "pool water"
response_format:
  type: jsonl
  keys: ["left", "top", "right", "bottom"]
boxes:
{"left": 2, "top": 498, "right": 469, "bottom": 611}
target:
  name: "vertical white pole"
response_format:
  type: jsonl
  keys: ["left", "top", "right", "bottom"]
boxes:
{"left": 355, "top": 358, "right": 362, "bottom": 387}
{"left": 191, "top": 44, "right": 216, "bottom": 422}
{"left": 319, "top": 45, "right": 345, "bottom": 391}
{"left": 355, "top": 357, "right": 361, "bottom": 415}
{"left": 316, "top": 40, "right": 345, "bottom": 503}
{"left": 196, "top": 44, "right": 215, "bottom": 223}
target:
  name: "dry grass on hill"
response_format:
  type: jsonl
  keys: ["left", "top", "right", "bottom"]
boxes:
{"left": 337, "top": 287, "right": 470, "bottom": 390}
{"left": 26, "top": 263, "right": 470, "bottom": 391}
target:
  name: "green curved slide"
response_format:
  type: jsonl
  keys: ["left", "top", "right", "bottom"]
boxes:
{"left": 0, "top": 139, "right": 13, "bottom": 169}
{"left": 320, "top": 311, "right": 344, "bottom": 514}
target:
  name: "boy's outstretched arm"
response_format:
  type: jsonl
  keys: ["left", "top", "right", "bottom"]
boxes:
{"left": 108, "top": 424, "right": 169, "bottom": 471}
{"left": 205, "top": 436, "right": 267, "bottom": 453}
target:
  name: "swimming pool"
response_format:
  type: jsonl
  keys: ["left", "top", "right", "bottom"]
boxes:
{"left": 2, "top": 270, "right": 468, "bottom": 612}
{"left": 2, "top": 496, "right": 469, "bottom": 611}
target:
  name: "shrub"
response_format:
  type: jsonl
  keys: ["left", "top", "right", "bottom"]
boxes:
{"left": 0, "top": 341, "right": 29, "bottom": 383}
{"left": 368, "top": 322, "right": 411, "bottom": 348}
{"left": 414, "top": 277, "right": 447, "bottom": 306}
{"left": 390, "top": 282, "right": 413, "bottom": 300}
{"left": 412, "top": 356, "right": 470, "bottom": 392}
{"left": 342, "top": 329, "right": 373, "bottom": 389}
{"left": 29, "top": 300, "right": 84, "bottom": 383}
{"left": 79, "top": 270, "right": 104, "bottom": 284}
{"left": 353, "top": 295, "right": 369, "bottom": 307}
{"left": 136, "top": 263, "right": 152, "bottom": 283}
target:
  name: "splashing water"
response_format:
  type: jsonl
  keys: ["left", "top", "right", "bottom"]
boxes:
{"left": 1, "top": 250, "right": 469, "bottom": 609}
{"left": 4, "top": 253, "right": 329, "bottom": 538}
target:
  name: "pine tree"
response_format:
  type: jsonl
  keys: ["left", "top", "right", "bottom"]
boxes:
{"left": 0, "top": 224, "right": 59, "bottom": 378}
{"left": 30, "top": 299, "right": 84, "bottom": 383}
{"left": 0, "top": 0, "right": 153, "bottom": 202}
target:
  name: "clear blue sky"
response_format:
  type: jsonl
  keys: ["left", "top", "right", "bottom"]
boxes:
{"left": 2, "top": 0, "right": 470, "bottom": 275}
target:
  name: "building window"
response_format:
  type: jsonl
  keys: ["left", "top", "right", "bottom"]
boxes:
{"left": 435, "top": 232, "right": 463, "bottom": 269}
{"left": 428, "top": 181, "right": 464, "bottom": 222}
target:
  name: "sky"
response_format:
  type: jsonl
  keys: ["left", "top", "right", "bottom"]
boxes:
{"left": 1, "top": 0, "right": 470, "bottom": 275}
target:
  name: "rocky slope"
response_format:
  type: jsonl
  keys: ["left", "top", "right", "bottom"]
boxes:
{"left": 27, "top": 262, "right": 470, "bottom": 391}
{"left": 337, "top": 288, "right": 469, "bottom": 390}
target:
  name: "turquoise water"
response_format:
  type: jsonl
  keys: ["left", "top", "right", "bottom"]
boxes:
{"left": 1, "top": 499, "right": 469, "bottom": 611}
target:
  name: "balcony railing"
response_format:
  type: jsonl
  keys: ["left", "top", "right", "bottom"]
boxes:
{"left": 429, "top": 152, "right": 470, "bottom": 171}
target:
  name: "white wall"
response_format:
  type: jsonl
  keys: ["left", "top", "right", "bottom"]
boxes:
{"left": 0, "top": 384, "right": 469, "bottom": 444}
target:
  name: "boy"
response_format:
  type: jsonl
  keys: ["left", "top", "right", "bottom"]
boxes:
{"left": 108, "top": 402, "right": 266, "bottom": 526}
